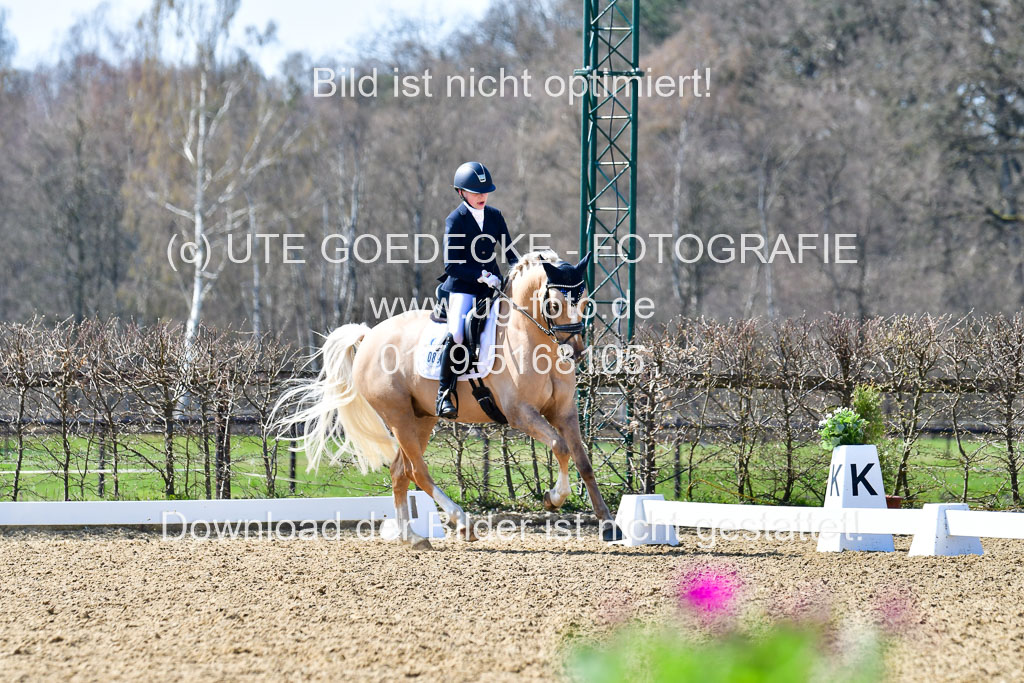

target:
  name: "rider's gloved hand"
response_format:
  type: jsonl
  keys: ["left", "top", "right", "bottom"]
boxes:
{"left": 478, "top": 272, "right": 502, "bottom": 290}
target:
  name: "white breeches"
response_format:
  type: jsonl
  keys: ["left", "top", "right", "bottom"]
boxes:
{"left": 448, "top": 292, "right": 476, "bottom": 344}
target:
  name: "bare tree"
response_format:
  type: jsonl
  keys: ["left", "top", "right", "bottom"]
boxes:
{"left": 139, "top": 0, "right": 297, "bottom": 350}
{"left": 764, "top": 317, "right": 824, "bottom": 503}
{"left": 938, "top": 317, "right": 989, "bottom": 504}
{"left": 117, "top": 323, "right": 192, "bottom": 498}
{"left": 238, "top": 333, "right": 297, "bottom": 497}
{"left": 0, "top": 319, "right": 45, "bottom": 500}
{"left": 877, "top": 315, "right": 947, "bottom": 498}
{"left": 35, "top": 320, "right": 85, "bottom": 500}
{"left": 975, "top": 314, "right": 1024, "bottom": 505}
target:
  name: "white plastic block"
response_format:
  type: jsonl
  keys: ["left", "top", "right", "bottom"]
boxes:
{"left": 613, "top": 494, "right": 679, "bottom": 546}
{"left": 380, "top": 490, "right": 445, "bottom": 540}
{"left": 408, "top": 490, "right": 445, "bottom": 538}
{"left": 817, "top": 445, "right": 895, "bottom": 552}
{"left": 908, "top": 503, "right": 983, "bottom": 557}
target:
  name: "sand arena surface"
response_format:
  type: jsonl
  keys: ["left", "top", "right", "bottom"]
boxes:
{"left": 1, "top": 523, "right": 1023, "bottom": 682}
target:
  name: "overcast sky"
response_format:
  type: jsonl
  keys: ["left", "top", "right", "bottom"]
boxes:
{"left": 2, "top": 0, "right": 491, "bottom": 74}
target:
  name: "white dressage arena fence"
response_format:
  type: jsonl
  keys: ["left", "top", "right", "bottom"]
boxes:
{"left": 613, "top": 446, "right": 1024, "bottom": 556}
{"left": 613, "top": 494, "right": 1024, "bottom": 556}
{"left": 0, "top": 491, "right": 445, "bottom": 540}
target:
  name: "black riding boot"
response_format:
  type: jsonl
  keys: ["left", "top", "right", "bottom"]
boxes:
{"left": 435, "top": 333, "right": 460, "bottom": 419}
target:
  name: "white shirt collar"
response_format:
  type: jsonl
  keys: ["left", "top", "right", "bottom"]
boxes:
{"left": 463, "top": 201, "right": 484, "bottom": 228}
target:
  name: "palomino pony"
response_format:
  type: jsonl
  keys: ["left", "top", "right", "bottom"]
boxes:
{"left": 273, "top": 250, "right": 622, "bottom": 549}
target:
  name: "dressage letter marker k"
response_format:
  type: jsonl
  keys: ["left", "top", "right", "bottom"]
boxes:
{"left": 849, "top": 463, "right": 877, "bottom": 496}
{"left": 817, "top": 447, "right": 894, "bottom": 552}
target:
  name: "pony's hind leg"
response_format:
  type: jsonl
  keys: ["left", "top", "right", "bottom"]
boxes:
{"left": 406, "top": 451, "right": 478, "bottom": 542}
{"left": 396, "top": 416, "right": 478, "bottom": 541}
{"left": 389, "top": 452, "right": 432, "bottom": 550}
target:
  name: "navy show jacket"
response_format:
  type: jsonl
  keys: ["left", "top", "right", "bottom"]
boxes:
{"left": 438, "top": 203, "right": 520, "bottom": 297}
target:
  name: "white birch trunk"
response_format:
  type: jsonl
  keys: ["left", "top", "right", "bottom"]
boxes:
{"left": 185, "top": 69, "right": 209, "bottom": 351}
{"left": 246, "top": 192, "right": 261, "bottom": 338}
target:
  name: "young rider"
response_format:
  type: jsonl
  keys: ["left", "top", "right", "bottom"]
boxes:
{"left": 435, "top": 161, "right": 520, "bottom": 419}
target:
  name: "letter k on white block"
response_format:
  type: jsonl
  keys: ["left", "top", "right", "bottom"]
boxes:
{"left": 817, "top": 445, "right": 895, "bottom": 552}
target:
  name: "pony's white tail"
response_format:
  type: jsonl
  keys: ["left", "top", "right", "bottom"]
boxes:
{"left": 271, "top": 323, "right": 397, "bottom": 474}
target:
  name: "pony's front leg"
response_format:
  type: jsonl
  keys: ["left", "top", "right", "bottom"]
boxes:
{"left": 506, "top": 406, "right": 572, "bottom": 511}
{"left": 544, "top": 462, "right": 572, "bottom": 512}
{"left": 390, "top": 453, "right": 432, "bottom": 550}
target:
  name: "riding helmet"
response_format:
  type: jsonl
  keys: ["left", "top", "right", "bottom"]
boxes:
{"left": 453, "top": 161, "right": 496, "bottom": 194}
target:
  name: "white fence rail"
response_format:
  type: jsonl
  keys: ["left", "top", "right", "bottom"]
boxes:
{"left": 945, "top": 509, "right": 1024, "bottom": 540}
{"left": 0, "top": 493, "right": 444, "bottom": 539}
{"left": 643, "top": 501, "right": 924, "bottom": 535}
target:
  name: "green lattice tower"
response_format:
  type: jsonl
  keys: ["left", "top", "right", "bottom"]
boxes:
{"left": 576, "top": 0, "right": 640, "bottom": 488}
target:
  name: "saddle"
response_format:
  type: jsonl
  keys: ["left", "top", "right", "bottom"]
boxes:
{"left": 430, "top": 285, "right": 493, "bottom": 363}
{"left": 430, "top": 285, "right": 507, "bottom": 424}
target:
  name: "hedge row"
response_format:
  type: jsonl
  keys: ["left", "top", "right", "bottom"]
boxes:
{"left": 1, "top": 314, "right": 1022, "bottom": 507}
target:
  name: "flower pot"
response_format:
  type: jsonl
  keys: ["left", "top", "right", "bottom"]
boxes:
{"left": 885, "top": 495, "right": 903, "bottom": 510}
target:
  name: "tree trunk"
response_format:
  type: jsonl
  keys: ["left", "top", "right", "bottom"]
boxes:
{"left": 185, "top": 69, "right": 210, "bottom": 352}
{"left": 215, "top": 398, "right": 232, "bottom": 499}
{"left": 502, "top": 430, "right": 515, "bottom": 500}
{"left": 757, "top": 151, "right": 776, "bottom": 319}
{"left": 201, "top": 400, "right": 212, "bottom": 499}
{"left": 98, "top": 440, "right": 106, "bottom": 498}
{"left": 12, "top": 389, "right": 26, "bottom": 501}
{"left": 1006, "top": 397, "right": 1020, "bottom": 505}
{"left": 61, "top": 389, "right": 71, "bottom": 502}
{"left": 338, "top": 166, "right": 361, "bottom": 324}
{"left": 481, "top": 433, "right": 491, "bottom": 498}
{"left": 247, "top": 193, "right": 262, "bottom": 338}
{"left": 263, "top": 438, "right": 276, "bottom": 498}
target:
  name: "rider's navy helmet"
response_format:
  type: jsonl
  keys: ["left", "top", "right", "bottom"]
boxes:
{"left": 453, "top": 161, "right": 496, "bottom": 194}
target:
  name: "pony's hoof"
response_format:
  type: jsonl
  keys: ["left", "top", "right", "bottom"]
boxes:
{"left": 457, "top": 526, "right": 479, "bottom": 542}
{"left": 410, "top": 537, "right": 433, "bottom": 551}
{"left": 543, "top": 491, "right": 560, "bottom": 512}
{"left": 601, "top": 523, "right": 624, "bottom": 543}
{"left": 399, "top": 533, "right": 433, "bottom": 551}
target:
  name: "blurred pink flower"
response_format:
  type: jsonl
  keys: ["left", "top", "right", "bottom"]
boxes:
{"left": 875, "top": 589, "right": 917, "bottom": 635}
{"left": 675, "top": 564, "right": 741, "bottom": 622}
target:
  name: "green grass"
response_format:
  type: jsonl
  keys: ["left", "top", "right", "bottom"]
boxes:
{"left": 567, "top": 622, "right": 883, "bottom": 683}
{"left": 1, "top": 432, "right": 1021, "bottom": 509}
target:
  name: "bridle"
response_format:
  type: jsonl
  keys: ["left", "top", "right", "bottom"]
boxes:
{"left": 541, "top": 282, "right": 587, "bottom": 343}
{"left": 490, "top": 277, "right": 588, "bottom": 346}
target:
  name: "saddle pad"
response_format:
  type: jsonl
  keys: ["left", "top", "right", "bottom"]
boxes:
{"left": 414, "top": 302, "right": 502, "bottom": 381}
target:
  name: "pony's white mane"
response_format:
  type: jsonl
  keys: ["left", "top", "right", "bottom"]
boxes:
{"left": 507, "top": 249, "right": 563, "bottom": 284}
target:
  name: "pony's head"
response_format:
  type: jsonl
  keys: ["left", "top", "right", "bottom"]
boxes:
{"left": 506, "top": 250, "right": 592, "bottom": 360}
